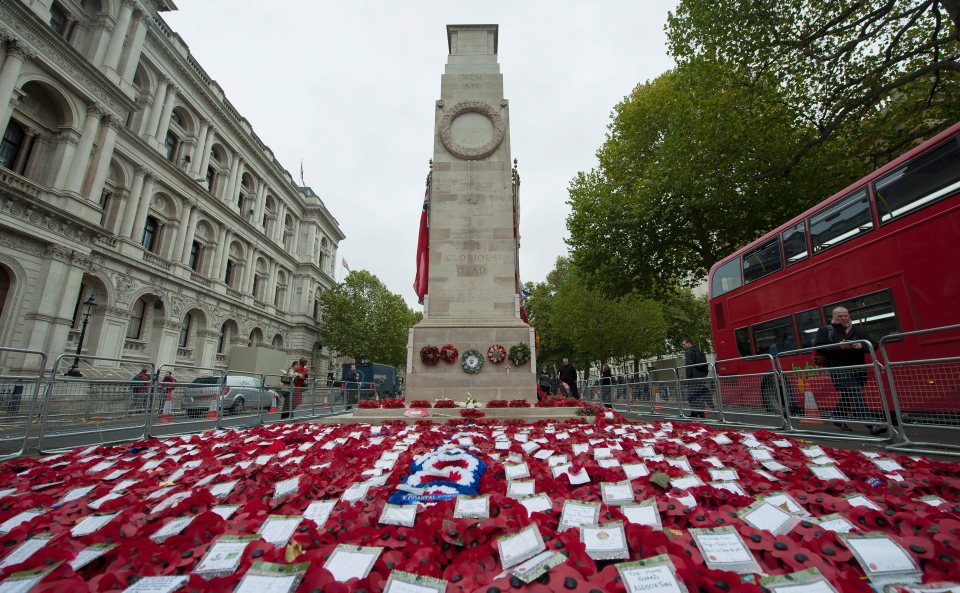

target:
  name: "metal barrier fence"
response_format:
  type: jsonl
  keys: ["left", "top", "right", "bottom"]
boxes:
{"left": 775, "top": 341, "right": 895, "bottom": 442}
{"left": 38, "top": 355, "right": 157, "bottom": 452}
{"left": 880, "top": 324, "right": 960, "bottom": 456}
{"left": 1, "top": 324, "right": 958, "bottom": 456}
{"left": 0, "top": 348, "right": 46, "bottom": 459}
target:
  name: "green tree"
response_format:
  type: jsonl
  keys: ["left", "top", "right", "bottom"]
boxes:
{"left": 567, "top": 60, "right": 865, "bottom": 295}
{"left": 660, "top": 288, "right": 712, "bottom": 356}
{"left": 527, "top": 258, "right": 667, "bottom": 370}
{"left": 667, "top": 0, "right": 960, "bottom": 170}
{"left": 317, "top": 270, "right": 420, "bottom": 367}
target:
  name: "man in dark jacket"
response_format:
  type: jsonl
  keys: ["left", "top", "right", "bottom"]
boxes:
{"left": 682, "top": 339, "right": 711, "bottom": 418}
{"left": 813, "top": 306, "right": 886, "bottom": 435}
{"left": 558, "top": 358, "right": 579, "bottom": 399}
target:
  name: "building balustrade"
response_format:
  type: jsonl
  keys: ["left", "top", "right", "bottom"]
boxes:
{"left": 142, "top": 251, "right": 171, "bottom": 270}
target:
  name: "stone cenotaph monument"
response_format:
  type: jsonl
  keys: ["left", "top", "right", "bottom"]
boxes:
{"left": 405, "top": 25, "right": 536, "bottom": 402}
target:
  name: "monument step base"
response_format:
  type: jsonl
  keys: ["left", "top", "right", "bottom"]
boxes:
{"left": 311, "top": 406, "right": 583, "bottom": 425}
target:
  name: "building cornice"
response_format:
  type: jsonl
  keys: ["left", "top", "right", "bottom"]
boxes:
{"left": 0, "top": 2, "right": 138, "bottom": 118}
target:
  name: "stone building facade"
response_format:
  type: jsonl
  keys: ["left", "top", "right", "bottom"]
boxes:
{"left": 0, "top": 0, "right": 344, "bottom": 375}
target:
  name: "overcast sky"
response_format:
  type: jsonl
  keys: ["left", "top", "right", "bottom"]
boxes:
{"left": 164, "top": 1, "right": 679, "bottom": 308}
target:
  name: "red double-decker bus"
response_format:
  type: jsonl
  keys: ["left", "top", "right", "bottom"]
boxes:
{"left": 707, "top": 121, "right": 960, "bottom": 413}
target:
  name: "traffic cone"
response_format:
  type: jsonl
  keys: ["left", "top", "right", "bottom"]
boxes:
{"left": 269, "top": 392, "right": 278, "bottom": 414}
{"left": 205, "top": 392, "right": 219, "bottom": 420}
{"left": 159, "top": 390, "right": 173, "bottom": 424}
{"left": 322, "top": 394, "right": 329, "bottom": 409}
{"left": 799, "top": 390, "right": 825, "bottom": 424}
{"left": 375, "top": 391, "right": 380, "bottom": 404}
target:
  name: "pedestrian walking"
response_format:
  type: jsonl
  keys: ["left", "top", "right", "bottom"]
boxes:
{"left": 682, "top": 340, "right": 711, "bottom": 418}
{"left": 159, "top": 370, "right": 177, "bottom": 413}
{"left": 537, "top": 364, "right": 552, "bottom": 399}
{"left": 813, "top": 306, "right": 886, "bottom": 435}
{"left": 130, "top": 367, "right": 151, "bottom": 414}
{"left": 600, "top": 364, "right": 613, "bottom": 404}
{"left": 558, "top": 358, "right": 579, "bottom": 400}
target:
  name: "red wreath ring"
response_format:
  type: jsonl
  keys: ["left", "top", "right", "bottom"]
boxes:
{"left": 420, "top": 345, "right": 440, "bottom": 366}
{"left": 440, "top": 343, "right": 459, "bottom": 363}
{"left": 486, "top": 344, "right": 507, "bottom": 364}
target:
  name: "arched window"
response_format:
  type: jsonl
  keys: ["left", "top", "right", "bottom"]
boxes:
{"left": 164, "top": 131, "right": 180, "bottom": 162}
{"left": 178, "top": 313, "right": 192, "bottom": 348}
{"left": 188, "top": 241, "right": 202, "bottom": 272}
{"left": 0, "top": 122, "right": 25, "bottom": 169}
{"left": 141, "top": 216, "right": 159, "bottom": 251}
{"left": 126, "top": 298, "right": 146, "bottom": 340}
{"left": 217, "top": 322, "right": 226, "bottom": 354}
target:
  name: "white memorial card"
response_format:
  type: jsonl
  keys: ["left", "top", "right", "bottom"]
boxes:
{"left": 323, "top": 545, "right": 382, "bottom": 582}
{"left": 690, "top": 526, "right": 761, "bottom": 574}
{"left": 69, "top": 543, "right": 117, "bottom": 571}
{"left": 120, "top": 575, "right": 187, "bottom": 593}
{"left": 559, "top": 500, "right": 601, "bottom": 532}
{"left": 258, "top": 515, "right": 301, "bottom": 547}
{"left": 738, "top": 501, "right": 799, "bottom": 535}
{"left": 453, "top": 495, "right": 490, "bottom": 519}
{"left": 601, "top": 481, "right": 635, "bottom": 506}
{"left": 621, "top": 499, "right": 662, "bottom": 530}
{"left": 581, "top": 521, "right": 629, "bottom": 560}
{"left": 71, "top": 512, "right": 119, "bottom": 537}
{"left": 379, "top": 504, "right": 417, "bottom": 528}
{"left": 615, "top": 554, "right": 686, "bottom": 593}
{"left": 518, "top": 494, "right": 552, "bottom": 515}
{"left": 497, "top": 524, "right": 546, "bottom": 570}
{"left": 193, "top": 535, "right": 258, "bottom": 578}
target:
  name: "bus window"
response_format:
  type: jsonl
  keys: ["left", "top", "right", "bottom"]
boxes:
{"left": 781, "top": 222, "right": 808, "bottom": 265}
{"left": 794, "top": 309, "right": 822, "bottom": 348}
{"left": 809, "top": 187, "right": 873, "bottom": 254}
{"left": 823, "top": 289, "right": 900, "bottom": 342}
{"left": 711, "top": 258, "right": 742, "bottom": 298}
{"left": 742, "top": 237, "right": 782, "bottom": 284}
{"left": 875, "top": 136, "right": 960, "bottom": 223}
{"left": 751, "top": 316, "right": 795, "bottom": 356}
{"left": 734, "top": 327, "right": 752, "bottom": 356}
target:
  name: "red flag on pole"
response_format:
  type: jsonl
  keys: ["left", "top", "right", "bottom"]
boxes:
{"left": 414, "top": 187, "right": 429, "bottom": 304}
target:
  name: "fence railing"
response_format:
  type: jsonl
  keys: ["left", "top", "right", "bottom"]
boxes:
{"left": 1, "top": 324, "right": 958, "bottom": 456}
{"left": 8, "top": 353, "right": 350, "bottom": 454}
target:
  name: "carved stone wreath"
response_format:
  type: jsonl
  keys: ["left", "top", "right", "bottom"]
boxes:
{"left": 438, "top": 101, "right": 505, "bottom": 160}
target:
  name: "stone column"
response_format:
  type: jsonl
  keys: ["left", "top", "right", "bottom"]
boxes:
{"left": 63, "top": 104, "right": 104, "bottom": 195}
{"left": 129, "top": 173, "right": 155, "bottom": 242}
{"left": 0, "top": 42, "right": 28, "bottom": 137}
{"left": 226, "top": 157, "right": 244, "bottom": 205}
{"left": 197, "top": 329, "right": 220, "bottom": 368}
{"left": 179, "top": 203, "right": 200, "bottom": 263}
{"left": 25, "top": 246, "right": 85, "bottom": 356}
{"left": 102, "top": 0, "right": 134, "bottom": 72}
{"left": 174, "top": 201, "right": 195, "bottom": 262}
{"left": 267, "top": 261, "right": 279, "bottom": 306}
{"left": 120, "top": 11, "right": 149, "bottom": 83}
{"left": 253, "top": 180, "right": 267, "bottom": 227}
{"left": 215, "top": 229, "right": 232, "bottom": 281}
{"left": 197, "top": 127, "right": 215, "bottom": 179}
{"left": 189, "top": 119, "right": 209, "bottom": 177}
{"left": 96, "top": 305, "right": 132, "bottom": 360}
{"left": 119, "top": 166, "right": 146, "bottom": 238}
{"left": 274, "top": 203, "right": 286, "bottom": 243}
{"left": 155, "top": 320, "right": 181, "bottom": 368}
{"left": 52, "top": 129, "right": 80, "bottom": 189}
{"left": 84, "top": 114, "right": 120, "bottom": 201}
{"left": 11, "top": 126, "right": 37, "bottom": 173}
{"left": 242, "top": 246, "right": 256, "bottom": 293}
{"left": 144, "top": 77, "right": 169, "bottom": 140}
{"left": 136, "top": 95, "right": 154, "bottom": 136}
{"left": 153, "top": 85, "right": 178, "bottom": 145}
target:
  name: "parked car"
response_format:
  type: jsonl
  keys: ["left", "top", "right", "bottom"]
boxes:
{"left": 181, "top": 375, "right": 276, "bottom": 417}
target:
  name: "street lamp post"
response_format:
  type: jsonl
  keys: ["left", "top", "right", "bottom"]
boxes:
{"left": 66, "top": 294, "right": 97, "bottom": 377}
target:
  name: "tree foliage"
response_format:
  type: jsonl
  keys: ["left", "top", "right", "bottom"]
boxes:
{"left": 668, "top": 0, "right": 960, "bottom": 169}
{"left": 567, "top": 61, "right": 865, "bottom": 295}
{"left": 567, "top": 2, "right": 959, "bottom": 295}
{"left": 527, "top": 258, "right": 667, "bottom": 371}
{"left": 660, "top": 288, "right": 712, "bottom": 355}
{"left": 317, "top": 270, "right": 421, "bottom": 367}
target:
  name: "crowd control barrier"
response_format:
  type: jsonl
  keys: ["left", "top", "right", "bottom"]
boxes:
{"left": 879, "top": 324, "right": 960, "bottom": 457}
{"left": 1, "top": 325, "right": 959, "bottom": 457}
{"left": 774, "top": 341, "right": 895, "bottom": 443}
{"left": 0, "top": 348, "right": 46, "bottom": 459}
